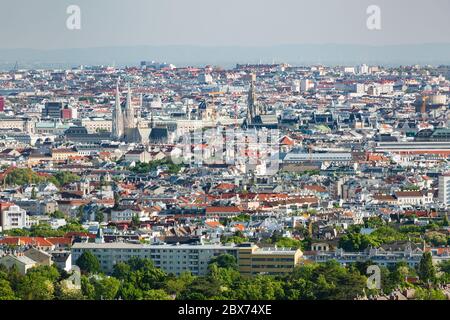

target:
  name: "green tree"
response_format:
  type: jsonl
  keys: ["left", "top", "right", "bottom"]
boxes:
{"left": 112, "top": 262, "right": 132, "bottom": 280}
{"left": 51, "top": 171, "right": 81, "bottom": 187}
{"left": 284, "top": 260, "right": 366, "bottom": 300}
{"left": 414, "top": 287, "right": 447, "bottom": 300}
{"left": 91, "top": 276, "right": 120, "bottom": 300}
{"left": 117, "top": 281, "right": 144, "bottom": 300}
{"left": 418, "top": 252, "right": 436, "bottom": 284}
{"left": 425, "top": 232, "right": 447, "bottom": 246}
{"left": 95, "top": 210, "right": 105, "bottom": 223}
{"left": 31, "top": 187, "right": 37, "bottom": 199}
{"left": 18, "top": 273, "right": 55, "bottom": 300}
{"left": 164, "top": 272, "right": 195, "bottom": 297}
{"left": 232, "top": 214, "right": 251, "bottom": 222}
{"left": 76, "top": 251, "right": 101, "bottom": 274}
{"left": 55, "top": 282, "right": 86, "bottom": 300}
{"left": 115, "top": 258, "right": 167, "bottom": 292}
{"left": 233, "top": 276, "right": 284, "bottom": 300}
{"left": 5, "top": 168, "right": 45, "bottom": 186}
{"left": 0, "top": 279, "right": 17, "bottom": 300}
{"left": 28, "top": 223, "right": 64, "bottom": 237}
{"left": 438, "top": 260, "right": 450, "bottom": 275}
{"left": 177, "top": 277, "right": 222, "bottom": 300}
{"left": 59, "top": 221, "right": 87, "bottom": 233}
{"left": 76, "top": 205, "right": 85, "bottom": 221}
{"left": 208, "top": 254, "right": 238, "bottom": 270}
{"left": 276, "top": 237, "right": 303, "bottom": 249}
{"left": 81, "top": 275, "right": 96, "bottom": 299}
{"left": 3, "top": 228, "right": 30, "bottom": 236}
{"left": 208, "top": 263, "right": 241, "bottom": 289}
{"left": 338, "top": 233, "right": 381, "bottom": 251}
{"left": 50, "top": 210, "right": 66, "bottom": 219}
{"left": 27, "top": 265, "right": 60, "bottom": 283}
{"left": 141, "top": 289, "right": 172, "bottom": 300}
{"left": 7, "top": 265, "right": 23, "bottom": 292}
{"left": 131, "top": 215, "right": 141, "bottom": 228}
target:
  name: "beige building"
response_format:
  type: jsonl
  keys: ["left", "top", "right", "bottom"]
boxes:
{"left": 0, "top": 116, "right": 35, "bottom": 133}
{"left": 81, "top": 118, "right": 112, "bottom": 134}
{"left": 0, "top": 204, "right": 28, "bottom": 231}
{"left": 124, "top": 150, "right": 152, "bottom": 163}
{"left": 237, "top": 243, "right": 303, "bottom": 276}
{"left": 51, "top": 148, "right": 79, "bottom": 162}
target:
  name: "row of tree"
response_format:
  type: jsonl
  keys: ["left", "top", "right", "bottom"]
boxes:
{"left": 1, "top": 251, "right": 449, "bottom": 300}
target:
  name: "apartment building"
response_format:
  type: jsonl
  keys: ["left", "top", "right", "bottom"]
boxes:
{"left": 304, "top": 247, "right": 446, "bottom": 268}
{"left": 0, "top": 203, "right": 28, "bottom": 231}
{"left": 51, "top": 148, "right": 79, "bottom": 162}
{"left": 237, "top": 243, "right": 303, "bottom": 276}
{"left": 439, "top": 174, "right": 450, "bottom": 208}
{"left": 71, "top": 242, "right": 304, "bottom": 276}
{"left": 71, "top": 242, "right": 237, "bottom": 275}
{"left": 395, "top": 191, "right": 434, "bottom": 206}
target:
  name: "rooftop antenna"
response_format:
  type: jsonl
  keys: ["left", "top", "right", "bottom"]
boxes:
{"left": 12, "top": 61, "right": 18, "bottom": 72}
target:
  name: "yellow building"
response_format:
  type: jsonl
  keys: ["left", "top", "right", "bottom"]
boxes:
{"left": 237, "top": 243, "right": 303, "bottom": 276}
{"left": 51, "top": 148, "right": 78, "bottom": 162}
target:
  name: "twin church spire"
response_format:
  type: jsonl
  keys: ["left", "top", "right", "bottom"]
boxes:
{"left": 112, "top": 79, "right": 135, "bottom": 140}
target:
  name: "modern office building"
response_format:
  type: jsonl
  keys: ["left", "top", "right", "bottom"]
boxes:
{"left": 42, "top": 102, "right": 63, "bottom": 119}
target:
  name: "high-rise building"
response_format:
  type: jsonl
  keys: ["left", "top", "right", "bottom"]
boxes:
{"left": 42, "top": 102, "right": 63, "bottom": 119}
{"left": 438, "top": 174, "right": 450, "bottom": 207}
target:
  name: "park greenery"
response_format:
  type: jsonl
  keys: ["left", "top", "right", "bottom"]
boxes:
{"left": 129, "top": 160, "right": 183, "bottom": 175}
{"left": 3, "top": 168, "right": 80, "bottom": 187}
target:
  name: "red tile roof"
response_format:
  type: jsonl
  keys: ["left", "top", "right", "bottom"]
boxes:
{"left": 46, "top": 237, "right": 73, "bottom": 246}
{"left": 0, "top": 237, "right": 54, "bottom": 247}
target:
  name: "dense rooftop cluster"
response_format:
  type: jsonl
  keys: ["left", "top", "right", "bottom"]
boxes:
{"left": 0, "top": 62, "right": 449, "bottom": 300}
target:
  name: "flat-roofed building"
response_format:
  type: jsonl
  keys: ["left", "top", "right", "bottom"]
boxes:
{"left": 71, "top": 242, "right": 237, "bottom": 275}
{"left": 81, "top": 118, "right": 112, "bottom": 134}
{"left": 237, "top": 243, "right": 303, "bottom": 276}
{"left": 71, "top": 242, "right": 304, "bottom": 276}
{"left": 283, "top": 152, "right": 353, "bottom": 163}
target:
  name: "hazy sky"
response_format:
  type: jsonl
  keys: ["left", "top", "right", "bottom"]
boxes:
{"left": 2, "top": 0, "right": 450, "bottom": 49}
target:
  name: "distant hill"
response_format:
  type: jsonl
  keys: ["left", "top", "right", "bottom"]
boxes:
{"left": 1, "top": 43, "right": 450, "bottom": 69}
